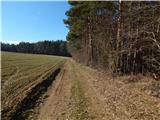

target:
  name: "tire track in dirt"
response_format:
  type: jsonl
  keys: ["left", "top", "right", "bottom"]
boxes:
{"left": 37, "top": 59, "right": 110, "bottom": 120}
{"left": 23, "top": 59, "right": 160, "bottom": 120}
{"left": 72, "top": 62, "right": 109, "bottom": 120}
{"left": 6, "top": 61, "right": 64, "bottom": 102}
{"left": 1, "top": 61, "right": 65, "bottom": 120}
{"left": 8, "top": 68, "right": 61, "bottom": 120}
{"left": 55, "top": 68, "right": 66, "bottom": 95}
{"left": 38, "top": 60, "right": 73, "bottom": 120}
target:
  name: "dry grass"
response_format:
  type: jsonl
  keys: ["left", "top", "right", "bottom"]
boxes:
{"left": 2, "top": 53, "right": 159, "bottom": 120}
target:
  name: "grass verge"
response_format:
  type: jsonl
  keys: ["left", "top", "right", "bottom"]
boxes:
{"left": 70, "top": 64, "right": 89, "bottom": 120}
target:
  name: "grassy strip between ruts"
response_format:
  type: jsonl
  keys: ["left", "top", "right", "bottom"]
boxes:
{"left": 70, "top": 63, "right": 90, "bottom": 120}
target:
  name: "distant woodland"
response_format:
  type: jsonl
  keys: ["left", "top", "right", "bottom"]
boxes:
{"left": 1, "top": 40, "right": 71, "bottom": 57}
{"left": 64, "top": 1, "right": 160, "bottom": 78}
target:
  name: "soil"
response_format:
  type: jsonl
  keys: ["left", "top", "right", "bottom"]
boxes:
{"left": 4, "top": 59, "right": 159, "bottom": 120}
{"left": 35, "top": 59, "right": 160, "bottom": 120}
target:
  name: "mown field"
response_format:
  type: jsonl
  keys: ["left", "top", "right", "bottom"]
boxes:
{"left": 1, "top": 51, "right": 67, "bottom": 119}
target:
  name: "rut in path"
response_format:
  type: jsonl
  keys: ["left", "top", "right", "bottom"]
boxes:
{"left": 37, "top": 60, "right": 160, "bottom": 120}
{"left": 4, "top": 59, "right": 159, "bottom": 120}
{"left": 7, "top": 68, "right": 61, "bottom": 120}
{"left": 37, "top": 60, "right": 107, "bottom": 120}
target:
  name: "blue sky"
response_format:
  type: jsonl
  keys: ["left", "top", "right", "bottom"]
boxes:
{"left": 1, "top": 1, "right": 70, "bottom": 44}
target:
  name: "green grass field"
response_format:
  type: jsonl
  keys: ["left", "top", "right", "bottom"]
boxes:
{"left": 1, "top": 51, "right": 67, "bottom": 119}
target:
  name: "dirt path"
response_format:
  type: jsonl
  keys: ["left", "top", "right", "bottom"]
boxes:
{"left": 35, "top": 59, "right": 160, "bottom": 120}
{"left": 37, "top": 60, "right": 72, "bottom": 120}
{"left": 37, "top": 60, "right": 106, "bottom": 120}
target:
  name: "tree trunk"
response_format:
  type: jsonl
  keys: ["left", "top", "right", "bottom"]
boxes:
{"left": 116, "top": 0, "right": 124, "bottom": 73}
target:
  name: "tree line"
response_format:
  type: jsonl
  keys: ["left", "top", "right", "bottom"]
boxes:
{"left": 64, "top": 1, "right": 160, "bottom": 78}
{"left": 1, "top": 40, "right": 71, "bottom": 57}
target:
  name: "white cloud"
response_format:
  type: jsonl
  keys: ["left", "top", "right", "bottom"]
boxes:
{"left": 1, "top": 40, "right": 20, "bottom": 45}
